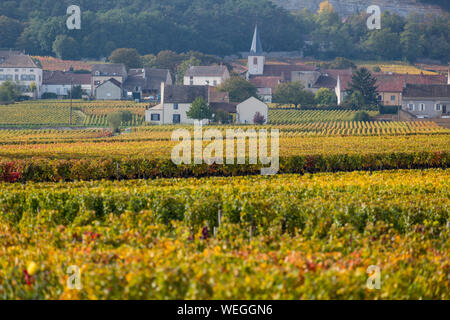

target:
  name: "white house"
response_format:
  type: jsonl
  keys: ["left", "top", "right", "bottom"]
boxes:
{"left": 0, "top": 50, "right": 43, "bottom": 98}
{"left": 236, "top": 97, "right": 269, "bottom": 124}
{"left": 43, "top": 71, "right": 91, "bottom": 97}
{"left": 145, "top": 84, "right": 210, "bottom": 124}
{"left": 184, "top": 65, "right": 230, "bottom": 86}
{"left": 146, "top": 83, "right": 269, "bottom": 125}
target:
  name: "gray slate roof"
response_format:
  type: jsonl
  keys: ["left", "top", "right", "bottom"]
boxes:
{"left": 0, "top": 51, "right": 39, "bottom": 68}
{"left": 185, "top": 65, "right": 228, "bottom": 77}
{"left": 250, "top": 25, "right": 263, "bottom": 55}
{"left": 312, "top": 75, "right": 337, "bottom": 89}
{"left": 97, "top": 78, "right": 122, "bottom": 88}
{"left": 403, "top": 84, "right": 450, "bottom": 99}
{"left": 124, "top": 68, "right": 171, "bottom": 91}
{"left": 43, "top": 71, "right": 91, "bottom": 85}
{"left": 92, "top": 63, "right": 127, "bottom": 78}
{"left": 211, "top": 102, "right": 237, "bottom": 113}
{"left": 164, "top": 85, "right": 209, "bottom": 103}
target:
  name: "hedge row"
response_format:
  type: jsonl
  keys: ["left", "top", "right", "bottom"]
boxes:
{"left": 0, "top": 151, "right": 447, "bottom": 182}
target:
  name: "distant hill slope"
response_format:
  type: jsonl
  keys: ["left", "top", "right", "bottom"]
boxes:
{"left": 271, "top": 0, "right": 446, "bottom": 17}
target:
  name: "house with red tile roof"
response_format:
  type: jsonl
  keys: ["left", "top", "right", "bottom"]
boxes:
{"left": 335, "top": 72, "right": 447, "bottom": 106}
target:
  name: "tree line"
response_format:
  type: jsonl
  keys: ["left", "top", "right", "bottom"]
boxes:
{"left": 0, "top": 0, "right": 448, "bottom": 63}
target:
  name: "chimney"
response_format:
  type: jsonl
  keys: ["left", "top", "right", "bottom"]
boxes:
{"left": 160, "top": 82, "right": 165, "bottom": 124}
{"left": 207, "top": 85, "right": 211, "bottom": 104}
{"left": 160, "top": 82, "right": 165, "bottom": 105}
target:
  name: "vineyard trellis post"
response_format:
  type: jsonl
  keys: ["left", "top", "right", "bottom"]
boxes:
{"left": 214, "top": 210, "right": 222, "bottom": 238}
{"left": 69, "top": 77, "right": 73, "bottom": 125}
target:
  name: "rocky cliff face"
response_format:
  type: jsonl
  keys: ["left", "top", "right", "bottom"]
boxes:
{"left": 271, "top": 0, "right": 443, "bottom": 17}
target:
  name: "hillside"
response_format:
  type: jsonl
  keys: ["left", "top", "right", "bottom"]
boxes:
{"left": 272, "top": 0, "right": 448, "bottom": 16}
{"left": 0, "top": 0, "right": 448, "bottom": 62}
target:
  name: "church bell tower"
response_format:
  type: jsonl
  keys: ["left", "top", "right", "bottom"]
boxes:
{"left": 248, "top": 25, "right": 265, "bottom": 76}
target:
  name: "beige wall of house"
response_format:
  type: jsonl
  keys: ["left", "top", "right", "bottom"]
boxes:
{"left": 378, "top": 92, "right": 402, "bottom": 106}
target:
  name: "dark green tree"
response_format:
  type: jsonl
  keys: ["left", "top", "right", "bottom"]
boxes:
{"left": 364, "top": 29, "right": 402, "bottom": 60}
{"left": 315, "top": 88, "right": 337, "bottom": 105}
{"left": 273, "top": 81, "right": 315, "bottom": 108}
{"left": 0, "top": 81, "right": 19, "bottom": 103}
{"left": 0, "top": 16, "right": 24, "bottom": 48}
{"left": 400, "top": 21, "right": 425, "bottom": 63}
{"left": 352, "top": 111, "right": 372, "bottom": 121}
{"left": 214, "top": 110, "right": 232, "bottom": 124}
{"left": 120, "top": 110, "right": 133, "bottom": 123}
{"left": 217, "top": 77, "right": 257, "bottom": 102}
{"left": 344, "top": 91, "right": 365, "bottom": 109}
{"left": 109, "top": 48, "right": 143, "bottom": 69}
{"left": 154, "top": 51, "right": 184, "bottom": 74}
{"left": 347, "top": 68, "right": 379, "bottom": 107}
{"left": 186, "top": 97, "right": 213, "bottom": 120}
{"left": 52, "top": 35, "right": 79, "bottom": 60}
{"left": 142, "top": 54, "right": 157, "bottom": 67}
{"left": 69, "top": 85, "right": 83, "bottom": 99}
{"left": 107, "top": 112, "right": 123, "bottom": 133}
{"left": 176, "top": 57, "right": 201, "bottom": 84}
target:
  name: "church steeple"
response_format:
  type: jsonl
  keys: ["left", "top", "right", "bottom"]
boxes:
{"left": 250, "top": 25, "right": 263, "bottom": 55}
{"left": 248, "top": 25, "right": 265, "bottom": 76}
